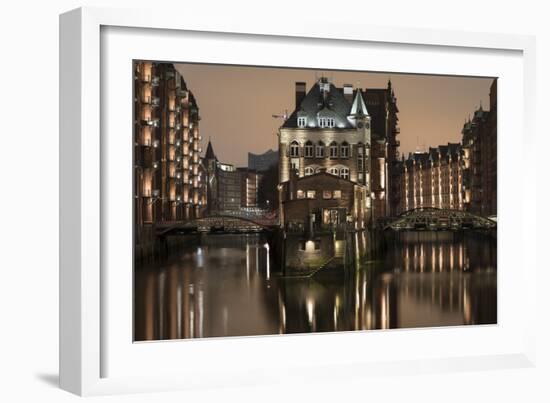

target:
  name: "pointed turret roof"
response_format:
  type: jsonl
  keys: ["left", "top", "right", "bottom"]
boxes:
{"left": 349, "top": 89, "right": 369, "bottom": 117}
{"left": 205, "top": 140, "right": 216, "bottom": 160}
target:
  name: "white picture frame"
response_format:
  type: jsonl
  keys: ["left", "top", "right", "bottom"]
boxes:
{"left": 60, "top": 6, "right": 537, "bottom": 396}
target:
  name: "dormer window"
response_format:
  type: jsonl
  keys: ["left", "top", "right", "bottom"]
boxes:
{"left": 318, "top": 117, "right": 335, "bottom": 128}
{"left": 297, "top": 117, "right": 307, "bottom": 128}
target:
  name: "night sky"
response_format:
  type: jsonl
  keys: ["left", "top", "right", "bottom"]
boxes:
{"left": 175, "top": 63, "right": 494, "bottom": 167}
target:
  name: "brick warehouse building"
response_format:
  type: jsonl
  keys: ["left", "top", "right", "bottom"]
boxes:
{"left": 397, "top": 78, "right": 497, "bottom": 217}
{"left": 133, "top": 62, "right": 207, "bottom": 256}
{"left": 203, "top": 140, "right": 262, "bottom": 213}
{"left": 278, "top": 77, "right": 400, "bottom": 228}
{"left": 400, "top": 144, "right": 464, "bottom": 213}
{"left": 461, "top": 79, "right": 497, "bottom": 216}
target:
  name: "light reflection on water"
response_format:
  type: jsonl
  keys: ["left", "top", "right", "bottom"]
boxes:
{"left": 134, "top": 233, "right": 496, "bottom": 341}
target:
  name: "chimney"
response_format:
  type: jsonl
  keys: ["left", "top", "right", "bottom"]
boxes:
{"left": 295, "top": 82, "right": 306, "bottom": 109}
{"left": 343, "top": 84, "right": 354, "bottom": 103}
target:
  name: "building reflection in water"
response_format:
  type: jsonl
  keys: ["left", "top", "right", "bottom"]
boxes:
{"left": 134, "top": 233, "right": 496, "bottom": 341}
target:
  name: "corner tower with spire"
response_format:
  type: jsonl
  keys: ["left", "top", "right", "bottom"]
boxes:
{"left": 277, "top": 76, "right": 401, "bottom": 228}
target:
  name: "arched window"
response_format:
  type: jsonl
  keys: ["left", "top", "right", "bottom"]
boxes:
{"left": 340, "top": 167, "right": 350, "bottom": 180}
{"left": 329, "top": 142, "right": 338, "bottom": 158}
{"left": 316, "top": 141, "right": 325, "bottom": 158}
{"left": 290, "top": 141, "right": 300, "bottom": 157}
{"left": 304, "top": 141, "right": 314, "bottom": 158}
{"left": 329, "top": 167, "right": 339, "bottom": 176}
{"left": 305, "top": 166, "right": 315, "bottom": 176}
{"left": 340, "top": 142, "right": 350, "bottom": 158}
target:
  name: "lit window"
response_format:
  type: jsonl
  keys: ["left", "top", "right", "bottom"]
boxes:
{"left": 290, "top": 141, "right": 300, "bottom": 157}
{"left": 316, "top": 142, "right": 325, "bottom": 158}
{"left": 329, "top": 167, "right": 339, "bottom": 176}
{"left": 323, "top": 190, "right": 332, "bottom": 199}
{"left": 305, "top": 141, "right": 314, "bottom": 158}
{"left": 329, "top": 142, "right": 338, "bottom": 158}
{"left": 333, "top": 190, "right": 342, "bottom": 199}
{"left": 297, "top": 190, "right": 305, "bottom": 199}
{"left": 307, "top": 190, "right": 316, "bottom": 199}
{"left": 340, "top": 167, "right": 350, "bottom": 180}
{"left": 297, "top": 117, "right": 307, "bottom": 128}
{"left": 305, "top": 166, "right": 314, "bottom": 176}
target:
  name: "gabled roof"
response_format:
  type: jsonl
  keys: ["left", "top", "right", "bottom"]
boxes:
{"left": 283, "top": 78, "right": 384, "bottom": 130}
{"left": 283, "top": 80, "right": 353, "bottom": 129}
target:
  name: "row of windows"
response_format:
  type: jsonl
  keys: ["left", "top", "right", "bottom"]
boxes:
{"left": 290, "top": 141, "right": 365, "bottom": 159}
{"left": 302, "top": 166, "right": 350, "bottom": 179}
{"left": 297, "top": 190, "right": 342, "bottom": 200}
{"left": 297, "top": 117, "right": 336, "bottom": 128}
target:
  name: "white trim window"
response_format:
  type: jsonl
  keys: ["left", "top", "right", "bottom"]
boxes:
{"left": 316, "top": 141, "right": 325, "bottom": 158}
{"left": 289, "top": 141, "right": 300, "bottom": 157}
{"left": 304, "top": 141, "right": 314, "bottom": 158}
{"left": 329, "top": 167, "right": 339, "bottom": 176}
{"left": 297, "top": 116, "right": 307, "bottom": 128}
{"left": 329, "top": 142, "right": 338, "bottom": 158}
{"left": 305, "top": 166, "right": 315, "bottom": 176}
{"left": 317, "top": 117, "right": 335, "bottom": 128}
{"left": 340, "top": 142, "right": 349, "bottom": 158}
{"left": 340, "top": 167, "right": 350, "bottom": 180}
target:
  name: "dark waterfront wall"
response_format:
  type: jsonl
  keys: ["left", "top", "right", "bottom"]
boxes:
{"left": 272, "top": 228, "right": 387, "bottom": 276}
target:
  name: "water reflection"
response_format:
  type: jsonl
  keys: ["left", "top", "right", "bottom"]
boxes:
{"left": 134, "top": 233, "right": 496, "bottom": 341}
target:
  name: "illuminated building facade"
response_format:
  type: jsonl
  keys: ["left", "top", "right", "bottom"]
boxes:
{"left": 204, "top": 140, "right": 262, "bottom": 212}
{"left": 238, "top": 168, "right": 262, "bottom": 209}
{"left": 461, "top": 79, "right": 497, "bottom": 216}
{"left": 133, "top": 62, "right": 205, "bottom": 251}
{"left": 400, "top": 144, "right": 464, "bottom": 212}
{"left": 278, "top": 77, "right": 400, "bottom": 227}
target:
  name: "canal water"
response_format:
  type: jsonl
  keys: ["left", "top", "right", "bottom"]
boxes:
{"left": 134, "top": 233, "right": 497, "bottom": 341}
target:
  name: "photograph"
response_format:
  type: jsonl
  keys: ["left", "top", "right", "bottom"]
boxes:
{"left": 132, "top": 61, "right": 497, "bottom": 341}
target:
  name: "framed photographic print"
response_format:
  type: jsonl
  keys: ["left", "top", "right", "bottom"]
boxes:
{"left": 60, "top": 7, "right": 537, "bottom": 396}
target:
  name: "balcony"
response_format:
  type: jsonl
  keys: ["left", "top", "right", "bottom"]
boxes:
{"left": 151, "top": 76, "right": 160, "bottom": 86}
{"left": 176, "top": 88, "right": 188, "bottom": 98}
{"left": 393, "top": 127, "right": 401, "bottom": 134}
